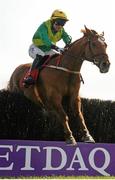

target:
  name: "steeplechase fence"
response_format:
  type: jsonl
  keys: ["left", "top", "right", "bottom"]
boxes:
{"left": 0, "top": 89, "right": 115, "bottom": 177}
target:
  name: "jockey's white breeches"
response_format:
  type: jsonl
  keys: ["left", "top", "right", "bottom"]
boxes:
{"left": 29, "top": 44, "right": 59, "bottom": 59}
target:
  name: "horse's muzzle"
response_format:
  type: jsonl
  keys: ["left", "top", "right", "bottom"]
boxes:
{"left": 99, "top": 60, "right": 110, "bottom": 73}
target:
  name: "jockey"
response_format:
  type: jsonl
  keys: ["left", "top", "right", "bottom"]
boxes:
{"left": 23, "top": 9, "right": 72, "bottom": 86}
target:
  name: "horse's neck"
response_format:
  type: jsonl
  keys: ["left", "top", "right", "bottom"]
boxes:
{"left": 62, "top": 37, "right": 86, "bottom": 71}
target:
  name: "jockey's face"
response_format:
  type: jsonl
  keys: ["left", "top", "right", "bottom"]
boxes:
{"left": 53, "top": 22, "right": 64, "bottom": 32}
{"left": 53, "top": 19, "right": 66, "bottom": 32}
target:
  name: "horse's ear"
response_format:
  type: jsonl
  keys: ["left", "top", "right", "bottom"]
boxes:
{"left": 84, "top": 25, "right": 92, "bottom": 34}
{"left": 84, "top": 25, "right": 88, "bottom": 30}
{"left": 81, "top": 25, "right": 88, "bottom": 35}
{"left": 84, "top": 25, "right": 94, "bottom": 37}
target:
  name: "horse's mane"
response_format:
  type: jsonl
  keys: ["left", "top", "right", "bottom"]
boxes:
{"left": 65, "top": 27, "right": 105, "bottom": 55}
{"left": 81, "top": 28, "right": 98, "bottom": 34}
{"left": 80, "top": 28, "right": 105, "bottom": 41}
{"left": 69, "top": 28, "right": 97, "bottom": 48}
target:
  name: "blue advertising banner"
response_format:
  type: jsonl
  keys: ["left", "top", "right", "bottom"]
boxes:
{"left": 0, "top": 140, "right": 114, "bottom": 177}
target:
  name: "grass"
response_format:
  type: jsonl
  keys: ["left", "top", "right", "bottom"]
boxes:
{"left": 1, "top": 176, "right": 115, "bottom": 179}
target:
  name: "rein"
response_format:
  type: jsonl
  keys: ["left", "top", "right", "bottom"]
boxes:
{"left": 43, "top": 41, "right": 85, "bottom": 83}
{"left": 43, "top": 35, "right": 106, "bottom": 84}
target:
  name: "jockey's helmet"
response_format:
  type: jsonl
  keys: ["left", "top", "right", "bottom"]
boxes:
{"left": 51, "top": 10, "right": 69, "bottom": 21}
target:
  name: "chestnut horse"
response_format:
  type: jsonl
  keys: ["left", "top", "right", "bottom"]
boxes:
{"left": 8, "top": 26, "right": 110, "bottom": 145}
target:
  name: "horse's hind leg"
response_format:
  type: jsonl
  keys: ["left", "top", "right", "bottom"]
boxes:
{"left": 46, "top": 97, "right": 77, "bottom": 145}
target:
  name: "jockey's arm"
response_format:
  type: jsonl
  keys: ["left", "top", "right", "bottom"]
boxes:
{"left": 62, "top": 29, "right": 72, "bottom": 46}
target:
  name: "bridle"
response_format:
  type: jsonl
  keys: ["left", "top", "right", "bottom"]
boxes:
{"left": 45, "top": 33, "right": 108, "bottom": 78}
{"left": 65, "top": 35, "right": 108, "bottom": 66}
{"left": 87, "top": 37, "right": 108, "bottom": 66}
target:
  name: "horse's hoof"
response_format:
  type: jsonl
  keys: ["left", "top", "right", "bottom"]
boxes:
{"left": 66, "top": 136, "right": 77, "bottom": 146}
{"left": 81, "top": 134, "right": 95, "bottom": 143}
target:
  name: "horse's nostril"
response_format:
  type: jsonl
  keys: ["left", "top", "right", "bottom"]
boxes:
{"left": 100, "top": 61, "right": 110, "bottom": 73}
{"left": 101, "top": 61, "right": 110, "bottom": 67}
{"left": 102, "top": 62, "right": 107, "bottom": 67}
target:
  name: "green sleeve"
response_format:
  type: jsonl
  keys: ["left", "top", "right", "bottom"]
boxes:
{"left": 33, "top": 22, "right": 52, "bottom": 47}
{"left": 62, "top": 29, "right": 72, "bottom": 45}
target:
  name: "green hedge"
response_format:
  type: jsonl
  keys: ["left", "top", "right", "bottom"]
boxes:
{"left": 0, "top": 90, "right": 114, "bottom": 143}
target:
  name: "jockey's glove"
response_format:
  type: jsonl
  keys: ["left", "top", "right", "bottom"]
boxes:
{"left": 58, "top": 48, "right": 64, "bottom": 53}
{"left": 51, "top": 44, "right": 64, "bottom": 54}
{"left": 51, "top": 44, "right": 59, "bottom": 51}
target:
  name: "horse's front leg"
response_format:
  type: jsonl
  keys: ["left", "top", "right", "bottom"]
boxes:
{"left": 46, "top": 98, "right": 77, "bottom": 145}
{"left": 71, "top": 96, "right": 95, "bottom": 143}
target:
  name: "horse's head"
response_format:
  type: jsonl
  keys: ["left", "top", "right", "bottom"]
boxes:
{"left": 82, "top": 25, "right": 110, "bottom": 73}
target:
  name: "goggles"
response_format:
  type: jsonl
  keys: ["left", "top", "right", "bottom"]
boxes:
{"left": 54, "top": 19, "right": 66, "bottom": 26}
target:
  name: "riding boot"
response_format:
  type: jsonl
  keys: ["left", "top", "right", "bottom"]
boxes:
{"left": 23, "top": 54, "right": 43, "bottom": 86}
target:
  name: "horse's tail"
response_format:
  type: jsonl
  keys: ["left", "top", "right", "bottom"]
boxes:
{"left": 7, "top": 73, "right": 19, "bottom": 93}
{"left": 7, "top": 64, "right": 29, "bottom": 93}
{"left": 7, "top": 81, "right": 11, "bottom": 91}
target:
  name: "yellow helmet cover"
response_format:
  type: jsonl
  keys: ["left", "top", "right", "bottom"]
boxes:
{"left": 51, "top": 9, "right": 69, "bottom": 21}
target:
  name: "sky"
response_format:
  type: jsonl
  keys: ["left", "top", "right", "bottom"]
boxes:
{"left": 0, "top": 0, "right": 115, "bottom": 100}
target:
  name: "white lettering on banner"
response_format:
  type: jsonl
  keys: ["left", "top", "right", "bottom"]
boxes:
{"left": 66, "top": 148, "right": 88, "bottom": 171}
{"left": 16, "top": 146, "right": 41, "bottom": 170}
{"left": 0, "top": 145, "right": 13, "bottom": 170}
{"left": 0, "top": 144, "right": 112, "bottom": 175}
{"left": 89, "top": 148, "right": 110, "bottom": 176}
{"left": 43, "top": 147, "right": 67, "bottom": 170}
